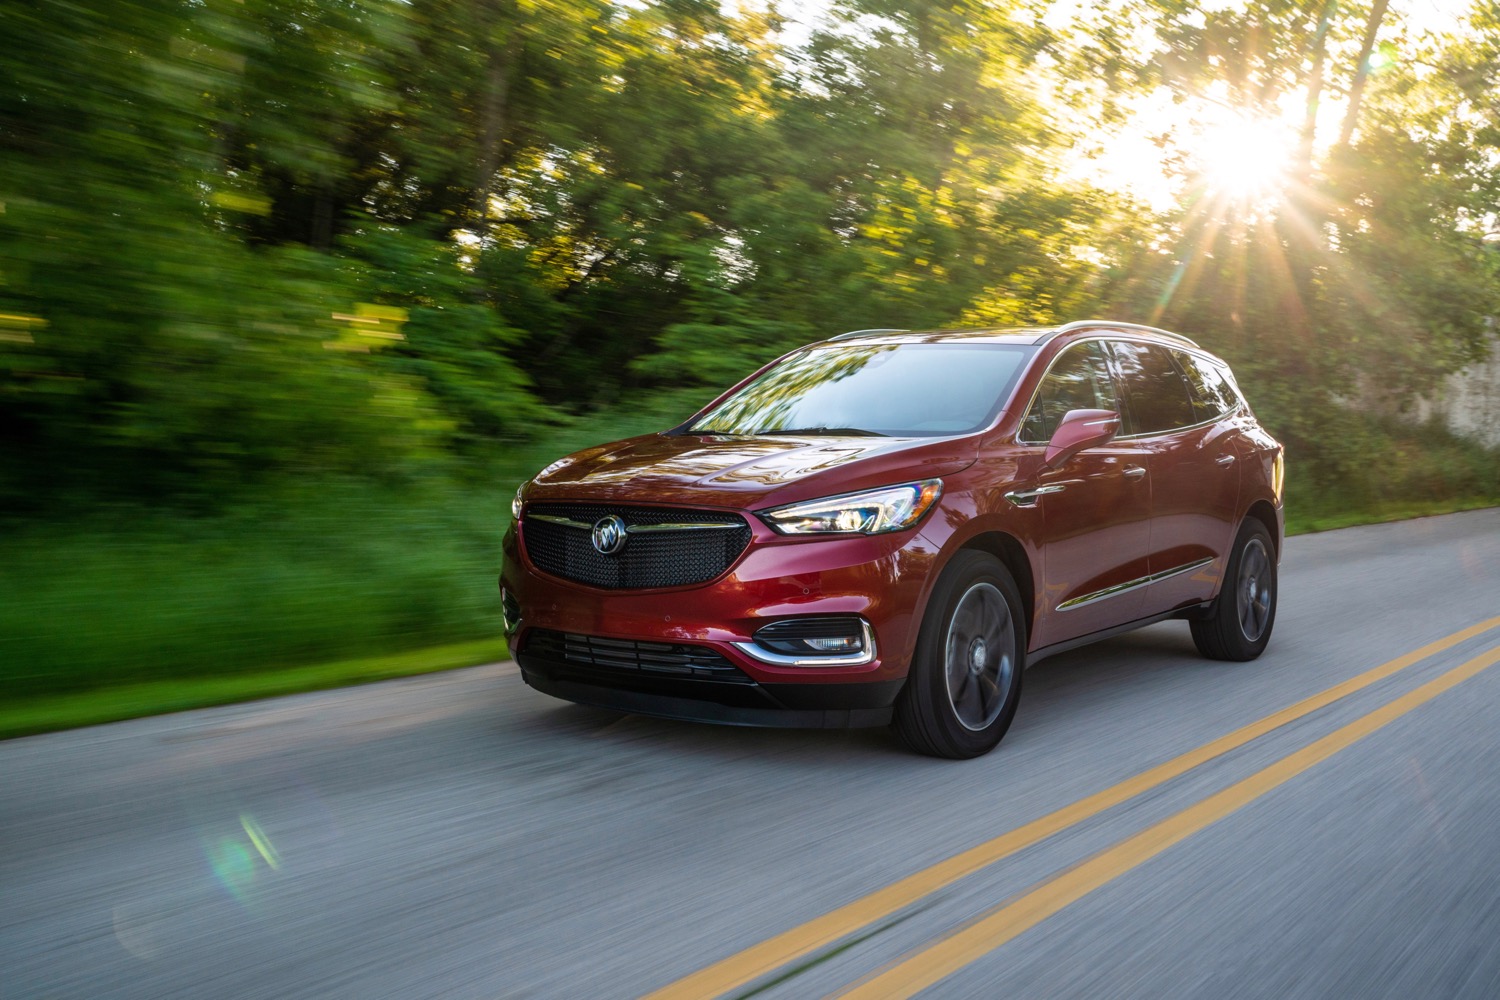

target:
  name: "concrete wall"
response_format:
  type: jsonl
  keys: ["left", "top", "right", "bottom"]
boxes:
{"left": 1411, "top": 337, "right": 1500, "bottom": 450}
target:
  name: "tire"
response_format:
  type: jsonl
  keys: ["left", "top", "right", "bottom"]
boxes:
{"left": 1191, "top": 519, "right": 1277, "bottom": 661}
{"left": 894, "top": 552, "right": 1026, "bottom": 759}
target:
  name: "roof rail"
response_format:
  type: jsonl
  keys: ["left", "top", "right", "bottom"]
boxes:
{"left": 1043, "top": 320, "right": 1201, "bottom": 349}
{"left": 828, "top": 328, "right": 909, "bottom": 342}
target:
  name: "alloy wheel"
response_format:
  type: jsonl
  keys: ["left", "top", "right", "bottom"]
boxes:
{"left": 943, "top": 581, "right": 1016, "bottom": 731}
{"left": 1237, "top": 537, "right": 1273, "bottom": 642}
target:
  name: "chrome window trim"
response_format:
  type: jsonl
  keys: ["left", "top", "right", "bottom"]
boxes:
{"left": 1014, "top": 336, "right": 1122, "bottom": 445}
{"left": 1168, "top": 347, "right": 1243, "bottom": 424}
{"left": 732, "top": 618, "right": 878, "bottom": 667}
{"left": 1109, "top": 340, "right": 1249, "bottom": 440}
{"left": 1014, "top": 335, "right": 1246, "bottom": 446}
{"left": 1014, "top": 332, "right": 1248, "bottom": 446}
{"left": 1056, "top": 557, "right": 1216, "bottom": 612}
{"left": 1110, "top": 410, "right": 1240, "bottom": 442}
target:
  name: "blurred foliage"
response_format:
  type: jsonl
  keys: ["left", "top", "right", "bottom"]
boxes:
{"left": 5, "top": 0, "right": 1495, "bottom": 503}
{"left": 2, "top": 0, "right": 1498, "bottom": 698}
{"left": 0, "top": 396, "right": 701, "bottom": 700}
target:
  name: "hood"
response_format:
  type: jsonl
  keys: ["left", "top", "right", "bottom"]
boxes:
{"left": 525, "top": 431, "right": 979, "bottom": 510}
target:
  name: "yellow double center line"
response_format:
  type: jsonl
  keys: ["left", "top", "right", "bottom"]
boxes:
{"left": 843, "top": 640, "right": 1500, "bottom": 997}
{"left": 645, "top": 617, "right": 1500, "bottom": 1000}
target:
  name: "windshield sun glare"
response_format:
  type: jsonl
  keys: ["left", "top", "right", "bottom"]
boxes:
{"left": 690, "top": 344, "right": 1033, "bottom": 438}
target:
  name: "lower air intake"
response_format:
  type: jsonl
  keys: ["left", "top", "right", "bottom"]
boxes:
{"left": 524, "top": 629, "right": 752, "bottom": 682}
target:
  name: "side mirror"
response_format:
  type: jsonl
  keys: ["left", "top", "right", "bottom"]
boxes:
{"left": 1042, "top": 408, "right": 1120, "bottom": 470}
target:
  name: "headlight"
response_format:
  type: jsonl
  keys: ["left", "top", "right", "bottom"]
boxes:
{"left": 759, "top": 479, "right": 943, "bottom": 535}
{"left": 511, "top": 483, "right": 526, "bottom": 520}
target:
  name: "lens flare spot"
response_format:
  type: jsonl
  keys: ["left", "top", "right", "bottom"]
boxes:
{"left": 209, "top": 839, "right": 257, "bottom": 899}
{"left": 241, "top": 814, "right": 282, "bottom": 870}
{"left": 113, "top": 903, "right": 164, "bottom": 961}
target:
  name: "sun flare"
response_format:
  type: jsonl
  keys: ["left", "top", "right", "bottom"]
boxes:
{"left": 1065, "top": 90, "right": 1308, "bottom": 213}
{"left": 1194, "top": 115, "right": 1299, "bottom": 203}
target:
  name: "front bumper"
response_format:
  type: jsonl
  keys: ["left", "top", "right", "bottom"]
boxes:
{"left": 517, "top": 657, "right": 901, "bottom": 728}
{"left": 500, "top": 511, "right": 939, "bottom": 726}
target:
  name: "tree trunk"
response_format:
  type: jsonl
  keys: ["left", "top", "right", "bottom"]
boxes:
{"left": 1296, "top": 0, "right": 1338, "bottom": 177}
{"left": 470, "top": 33, "right": 523, "bottom": 227}
{"left": 1337, "top": 0, "right": 1391, "bottom": 149}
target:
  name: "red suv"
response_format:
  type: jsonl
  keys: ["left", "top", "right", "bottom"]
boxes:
{"left": 500, "top": 321, "right": 1283, "bottom": 758}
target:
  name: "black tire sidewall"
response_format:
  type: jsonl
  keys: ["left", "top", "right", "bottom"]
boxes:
{"left": 1210, "top": 520, "right": 1278, "bottom": 660}
{"left": 898, "top": 552, "right": 1027, "bottom": 758}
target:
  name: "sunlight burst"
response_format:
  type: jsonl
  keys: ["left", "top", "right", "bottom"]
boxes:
{"left": 1194, "top": 115, "right": 1298, "bottom": 204}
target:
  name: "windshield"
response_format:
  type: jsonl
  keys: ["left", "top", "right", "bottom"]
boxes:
{"left": 688, "top": 343, "right": 1034, "bottom": 437}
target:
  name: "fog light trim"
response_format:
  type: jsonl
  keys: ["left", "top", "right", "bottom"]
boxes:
{"left": 733, "top": 618, "right": 877, "bottom": 667}
{"left": 501, "top": 587, "right": 522, "bottom": 634}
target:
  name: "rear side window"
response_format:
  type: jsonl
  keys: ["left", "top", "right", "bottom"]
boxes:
{"left": 1174, "top": 350, "right": 1241, "bottom": 421}
{"left": 1108, "top": 341, "right": 1197, "bottom": 436}
{"left": 1019, "top": 341, "right": 1118, "bottom": 443}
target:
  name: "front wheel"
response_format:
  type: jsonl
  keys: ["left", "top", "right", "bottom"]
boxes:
{"left": 894, "top": 552, "right": 1026, "bottom": 759}
{"left": 1191, "top": 520, "right": 1277, "bottom": 661}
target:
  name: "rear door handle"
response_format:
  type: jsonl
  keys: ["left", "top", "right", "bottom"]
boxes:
{"left": 1215, "top": 454, "right": 1236, "bottom": 466}
{"left": 1123, "top": 465, "right": 1147, "bottom": 480}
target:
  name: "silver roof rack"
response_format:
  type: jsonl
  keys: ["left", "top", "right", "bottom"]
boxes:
{"left": 828, "top": 328, "right": 909, "bottom": 341}
{"left": 1042, "top": 320, "right": 1201, "bottom": 349}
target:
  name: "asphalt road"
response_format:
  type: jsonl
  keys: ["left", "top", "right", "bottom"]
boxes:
{"left": 4, "top": 509, "right": 1500, "bottom": 1000}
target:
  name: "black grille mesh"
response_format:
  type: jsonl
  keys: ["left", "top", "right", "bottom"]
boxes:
{"left": 524, "top": 629, "right": 751, "bottom": 682}
{"left": 522, "top": 504, "right": 751, "bottom": 590}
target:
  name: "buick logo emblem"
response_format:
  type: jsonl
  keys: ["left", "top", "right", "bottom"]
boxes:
{"left": 591, "top": 514, "right": 628, "bottom": 555}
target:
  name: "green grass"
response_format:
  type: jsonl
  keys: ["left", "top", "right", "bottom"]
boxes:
{"left": 0, "top": 478, "right": 511, "bottom": 697}
{"left": 1279, "top": 415, "right": 1500, "bottom": 536}
{"left": 1284, "top": 496, "right": 1499, "bottom": 535}
{"left": 0, "top": 638, "right": 511, "bottom": 740}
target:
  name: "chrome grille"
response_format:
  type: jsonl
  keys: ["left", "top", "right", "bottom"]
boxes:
{"left": 522, "top": 503, "right": 751, "bottom": 590}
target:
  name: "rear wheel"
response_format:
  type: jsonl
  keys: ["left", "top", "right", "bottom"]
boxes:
{"left": 1191, "top": 520, "right": 1277, "bottom": 661}
{"left": 894, "top": 552, "right": 1026, "bottom": 759}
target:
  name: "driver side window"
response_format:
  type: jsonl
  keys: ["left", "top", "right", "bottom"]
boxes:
{"left": 1019, "top": 341, "right": 1118, "bottom": 443}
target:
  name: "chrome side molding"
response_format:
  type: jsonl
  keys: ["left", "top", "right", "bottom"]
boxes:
{"left": 1057, "top": 557, "right": 1216, "bottom": 611}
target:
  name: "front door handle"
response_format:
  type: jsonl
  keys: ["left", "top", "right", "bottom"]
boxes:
{"left": 1215, "top": 454, "right": 1237, "bottom": 466}
{"left": 1004, "top": 484, "right": 1067, "bottom": 507}
{"left": 1123, "top": 465, "right": 1147, "bottom": 480}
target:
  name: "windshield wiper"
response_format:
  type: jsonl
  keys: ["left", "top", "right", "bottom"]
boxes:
{"left": 756, "top": 427, "right": 888, "bottom": 437}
